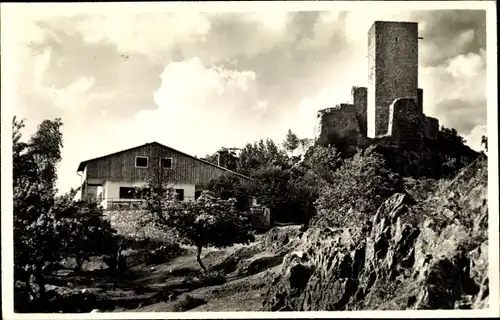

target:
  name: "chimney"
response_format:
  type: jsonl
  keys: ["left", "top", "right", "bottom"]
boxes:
{"left": 217, "top": 150, "right": 230, "bottom": 168}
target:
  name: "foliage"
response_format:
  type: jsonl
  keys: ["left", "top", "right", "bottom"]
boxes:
{"left": 314, "top": 146, "right": 404, "bottom": 228}
{"left": 136, "top": 172, "right": 179, "bottom": 217}
{"left": 302, "top": 144, "right": 343, "bottom": 182}
{"left": 481, "top": 135, "right": 488, "bottom": 152}
{"left": 12, "top": 116, "right": 118, "bottom": 310}
{"left": 372, "top": 125, "right": 480, "bottom": 179}
{"left": 13, "top": 116, "right": 64, "bottom": 303}
{"left": 236, "top": 139, "right": 289, "bottom": 176}
{"left": 288, "top": 167, "right": 323, "bottom": 228}
{"left": 51, "top": 189, "right": 117, "bottom": 270}
{"left": 248, "top": 164, "right": 312, "bottom": 224}
{"left": 402, "top": 177, "right": 439, "bottom": 202}
{"left": 235, "top": 139, "right": 332, "bottom": 226}
{"left": 283, "top": 129, "right": 300, "bottom": 156}
{"left": 141, "top": 188, "right": 255, "bottom": 270}
{"left": 207, "top": 173, "right": 250, "bottom": 212}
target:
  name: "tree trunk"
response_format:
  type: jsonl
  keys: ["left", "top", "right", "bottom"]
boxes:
{"left": 75, "top": 256, "right": 83, "bottom": 271}
{"left": 34, "top": 263, "right": 45, "bottom": 301}
{"left": 196, "top": 246, "right": 206, "bottom": 271}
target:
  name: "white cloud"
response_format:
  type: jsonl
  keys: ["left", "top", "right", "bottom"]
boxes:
{"left": 463, "top": 124, "right": 487, "bottom": 152}
{"left": 422, "top": 49, "right": 486, "bottom": 116}
{"left": 243, "top": 11, "right": 290, "bottom": 34}
{"left": 5, "top": 10, "right": 487, "bottom": 194}
{"left": 110, "top": 57, "right": 262, "bottom": 157}
{"left": 343, "top": 10, "right": 415, "bottom": 47}
{"left": 50, "top": 13, "right": 212, "bottom": 61}
{"left": 446, "top": 50, "right": 485, "bottom": 79}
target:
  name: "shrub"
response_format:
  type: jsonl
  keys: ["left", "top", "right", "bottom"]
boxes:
{"left": 249, "top": 164, "right": 306, "bottom": 224}
{"left": 403, "top": 177, "right": 439, "bottom": 202}
{"left": 52, "top": 190, "right": 118, "bottom": 270}
{"left": 236, "top": 139, "right": 289, "bottom": 176}
{"left": 12, "top": 117, "right": 118, "bottom": 311}
{"left": 314, "top": 146, "right": 404, "bottom": 228}
{"left": 207, "top": 174, "right": 250, "bottom": 212}
{"left": 144, "top": 189, "right": 255, "bottom": 271}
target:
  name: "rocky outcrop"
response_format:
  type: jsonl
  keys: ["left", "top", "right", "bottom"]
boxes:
{"left": 262, "top": 225, "right": 303, "bottom": 256}
{"left": 262, "top": 189, "right": 488, "bottom": 311}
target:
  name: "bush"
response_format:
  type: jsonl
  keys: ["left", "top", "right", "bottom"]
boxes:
{"left": 372, "top": 126, "right": 480, "bottom": 179}
{"left": 144, "top": 189, "right": 255, "bottom": 271}
{"left": 249, "top": 164, "right": 308, "bottom": 224}
{"left": 207, "top": 174, "right": 250, "bottom": 212}
{"left": 12, "top": 117, "right": 118, "bottom": 311}
{"left": 314, "top": 146, "right": 404, "bottom": 228}
{"left": 52, "top": 191, "right": 118, "bottom": 270}
{"left": 403, "top": 177, "right": 439, "bottom": 202}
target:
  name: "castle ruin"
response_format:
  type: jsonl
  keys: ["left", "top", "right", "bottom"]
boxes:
{"left": 315, "top": 21, "right": 440, "bottom": 147}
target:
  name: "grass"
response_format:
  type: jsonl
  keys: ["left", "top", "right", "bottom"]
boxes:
{"left": 34, "top": 226, "right": 281, "bottom": 313}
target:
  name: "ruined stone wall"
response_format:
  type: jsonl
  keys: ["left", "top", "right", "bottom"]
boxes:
{"left": 424, "top": 116, "right": 439, "bottom": 140}
{"left": 388, "top": 98, "right": 440, "bottom": 145}
{"left": 367, "top": 23, "right": 377, "bottom": 138}
{"left": 352, "top": 86, "right": 368, "bottom": 136}
{"left": 315, "top": 21, "right": 439, "bottom": 149}
{"left": 417, "top": 88, "right": 423, "bottom": 114}
{"left": 368, "top": 21, "right": 419, "bottom": 138}
{"left": 315, "top": 104, "right": 362, "bottom": 147}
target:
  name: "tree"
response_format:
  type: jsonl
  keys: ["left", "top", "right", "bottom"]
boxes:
{"left": 481, "top": 135, "right": 488, "bottom": 152}
{"left": 283, "top": 129, "right": 300, "bottom": 156}
{"left": 52, "top": 189, "right": 117, "bottom": 271}
{"left": 249, "top": 164, "right": 309, "bottom": 224}
{"left": 314, "top": 146, "right": 404, "bottom": 228}
{"left": 207, "top": 174, "right": 250, "bottom": 212}
{"left": 13, "top": 117, "right": 64, "bottom": 302}
{"left": 303, "top": 145, "right": 343, "bottom": 183}
{"left": 236, "top": 139, "right": 289, "bottom": 176}
{"left": 142, "top": 190, "right": 255, "bottom": 271}
{"left": 12, "top": 117, "right": 118, "bottom": 310}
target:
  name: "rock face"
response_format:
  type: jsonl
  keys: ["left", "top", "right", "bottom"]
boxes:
{"left": 262, "top": 191, "right": 488, "bottom": 311}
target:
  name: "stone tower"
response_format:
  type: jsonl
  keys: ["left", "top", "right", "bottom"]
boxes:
{"left": 367, "top": 21, "right": 419, "bottom": 138}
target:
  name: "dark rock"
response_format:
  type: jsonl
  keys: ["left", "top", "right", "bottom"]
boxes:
{"left": 172, "top": 294, "right": 206, "bottom": 312}
{"left": 262, "top": 190, "right": 488, "bottom": 311}
{"left": 237, "top": 254, "right": 284, "bottom": 277}
{"left": 210, "top": 244, "right": 261, "bottom": 274}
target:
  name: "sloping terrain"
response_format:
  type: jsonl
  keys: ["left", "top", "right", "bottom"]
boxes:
{"left": 262, "top": 156, "right": 488, "bottom": 311}
{"left": 39, "top": 157, "right": 488, "bottom": 313}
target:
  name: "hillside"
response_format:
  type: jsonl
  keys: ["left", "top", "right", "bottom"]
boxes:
{"left": 12, "top": 115, "right": 489, "bottom": 313}
{"left": 262, "top": 154, "right": 488, "bottom": 310}
{"left": 29, "top": 154, "right": 485, "bottom": 313}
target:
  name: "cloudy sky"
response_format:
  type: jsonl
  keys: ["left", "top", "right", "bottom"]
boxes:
{"left": 2, "top": 3, "right": 489, "bottom": 194}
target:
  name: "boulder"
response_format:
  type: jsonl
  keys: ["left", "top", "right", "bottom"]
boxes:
{"left": 236, "top": 253, "right": 284, "bottom": 277}
{"left": 172, "top": 294, "right": 206, "bottom": 312}
{"left": 262, "top": 192, "right": 489, "bottom": 311}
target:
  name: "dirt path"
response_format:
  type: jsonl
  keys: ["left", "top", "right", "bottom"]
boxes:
{"left": 128, "top": 235, "right": 278, "bottom": 312}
